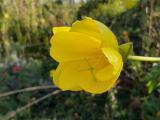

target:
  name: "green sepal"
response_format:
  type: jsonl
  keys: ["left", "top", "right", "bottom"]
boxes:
{"left": 119, "top": 42, "right": 133, "bottom": 61}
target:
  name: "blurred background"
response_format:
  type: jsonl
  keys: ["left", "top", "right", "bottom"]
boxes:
{"left": 0, "top": 0, "right": 160, "bottom": 120}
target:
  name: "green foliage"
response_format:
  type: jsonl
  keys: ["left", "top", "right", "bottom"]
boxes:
{"left": 142, "top": 95, "right": 160, "bottom": 120}
{"left": 145, "top": 65, "right": 160, "bottom": 94}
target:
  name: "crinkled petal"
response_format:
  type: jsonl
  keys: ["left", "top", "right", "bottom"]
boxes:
{"left": 70, "top": 17, "right": 118, "bottom": 50}
{"left": 50, "top": 32, "right": 101, "bottom": 62}
{"left": 52, "top": 27, "right": 70, "bottom": 34}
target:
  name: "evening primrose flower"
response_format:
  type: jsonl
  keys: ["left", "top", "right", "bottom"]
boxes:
{"left": 50, "top": 17, "right": 123, "bottom": 94}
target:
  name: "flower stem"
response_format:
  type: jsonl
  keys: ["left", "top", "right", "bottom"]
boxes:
{"left": 128, "top": 55, "right": 160, "bottom": 62}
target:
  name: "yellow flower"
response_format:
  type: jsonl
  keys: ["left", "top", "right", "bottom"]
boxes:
{"left": 123, "top": 0, "right": 138, "bottom": 10}
{"left": 50, "top": 17, "right": 123, "bottom": 94}
{"left": 4, "top": 13, "right": 9, "bottom": 19}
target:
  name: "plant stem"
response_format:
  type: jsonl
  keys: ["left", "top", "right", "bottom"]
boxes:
{"left": 4, "top": 90, "right": 61, "bottom": 120}
{"left": 128, "top": 55, "right": 160, "bottom": 62}
{"left": 0, "top": 85, "right": 56, "bottom": 98}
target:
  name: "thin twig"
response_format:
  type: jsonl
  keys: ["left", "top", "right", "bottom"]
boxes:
{"left": 4, "top": 90, "right": 61, "bottom": 120}
{"left": 0, "top": 85, "right": 56, "bottom": 98}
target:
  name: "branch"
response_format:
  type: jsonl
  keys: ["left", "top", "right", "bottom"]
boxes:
{"left": 4, "top": 90, "right": 61, "bottom": 120}
{"left": 0, "top": 85, "right": 57, "bottom": 98}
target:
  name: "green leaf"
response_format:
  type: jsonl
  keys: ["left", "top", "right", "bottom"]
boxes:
{"left": 119, "top": 42, "right": 133, "bottom": 61}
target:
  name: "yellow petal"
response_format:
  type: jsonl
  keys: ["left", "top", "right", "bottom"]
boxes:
{"left": 105, "top": 60, "right": 123, "bottom": 91}
{"left": 50, "top": 32, "right": 101, "bottom": 62}
{"left": 52, "top": 63, "right": 63, "bottom": 87}
{"left": 85, "top": 53, "right": 114, "bottom": 82}
{"left": 79, "top": 66, "right": 114, "bottom": 94}
{"left": 96, "top": 21, "right": 118, "bottom": 50}
{"left": 70, "top": 17, "right": 118, "bottom": 50}
{"left": 84, "top": 59, "right": 123, "bottom": 94}
{"left": 52, "top": 27, "right": 71, "bottom": 34}
{"left": 79, "top": 48, "right": 123, "bottom": 94}
{"left": 53, "top": 63, "right": 82, "bottom": 91}
{"left": 95, "top": 64, "right": 114, "bottom": 82}
{"left": 70, "top": 17, "right": 101, "bottom": 41}
{"left": 53, "top": 60, "right": 92, "bottom": 91}
{"left": 101, "top": 48, "right": 123, "bottom": 74}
